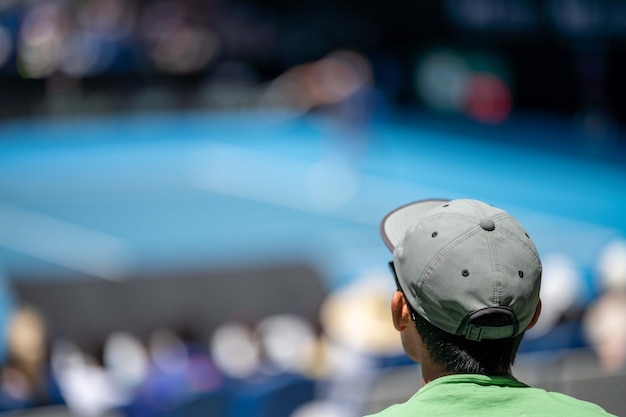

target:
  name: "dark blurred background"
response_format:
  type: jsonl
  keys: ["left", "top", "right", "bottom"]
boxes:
{"left": 0, "top": 0, "right": 625, "bottom": 128}
{"left": 0, "top": 1, "right": 626, "bottom": 416}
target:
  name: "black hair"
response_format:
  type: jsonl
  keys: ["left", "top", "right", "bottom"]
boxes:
{"left": 413, "top": 313, "right": 524, "bottom": 375}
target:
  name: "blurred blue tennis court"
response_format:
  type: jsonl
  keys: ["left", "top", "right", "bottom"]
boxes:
{"left": 1, "top": 110, "right": 624, "bottom": 289}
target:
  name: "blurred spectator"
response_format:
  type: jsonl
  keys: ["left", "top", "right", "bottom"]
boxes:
{"left": 317, "top": 275, "right": 404, "bottom": 417}
{"left": 583, "top": 290, "right": 626, "bottom": 373}
{"left": 521, "top": 253, "right": 587, "bottom": 352}
{"left": 1, "top": 305, "right": 63, "bottom": 410}
{"left": 320, "top": 276, "right": 402, "bottom": 357}
{"left": 583, "top": 238, "right": 626, "bottom": 372}
{"left": 596, "top": 238, "right": 626, "bottom": 293}
{"left": 210, "top": 321, "right": 261, "bottom": 381}
{"left": 103, "top": 331, "right": 149, "bottom": 395}
{"left": 122, "top": 327, "right": 224, "bottom": 417}
{"left": 256, "top": 314, "right": 317, "bottom": 376}
{"left": 51, "top": 338, "right": 127, "bottom": 416}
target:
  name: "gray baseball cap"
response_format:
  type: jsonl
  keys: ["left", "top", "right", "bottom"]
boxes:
{"left": 380, "top": 198, "right": 542, "bottom": 341}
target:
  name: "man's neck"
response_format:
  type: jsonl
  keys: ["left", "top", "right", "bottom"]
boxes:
{"left": 420, "top": 360, "right": 512, "bottom": 385}
{"left": 420, "top": 361, "right": 453, "bottom": 385}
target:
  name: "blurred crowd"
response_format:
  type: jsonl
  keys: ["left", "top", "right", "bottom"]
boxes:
{"left": 0, "top": 0, "right": 276, "bottom": 78}
{"left": 0, "top": 274, "right": 409, "bottom": 417}
{"left": 1, "top": 0, "right": 623, "bottom": 136}
{"left": 0, "top": 236, "right": 625, "bottom": 416}
{"left": 0, "top": 0, "right": 390, "bottom": 121}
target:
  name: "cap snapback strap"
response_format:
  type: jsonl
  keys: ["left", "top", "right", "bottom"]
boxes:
{"left": 458, "top": 306, "right": 520, "bottom": 341}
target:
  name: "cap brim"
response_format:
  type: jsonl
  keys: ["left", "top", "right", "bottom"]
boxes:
{"left": 380, "top": 198, "right": 450, "bottom": 252}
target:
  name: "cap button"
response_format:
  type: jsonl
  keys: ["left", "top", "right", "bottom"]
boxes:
{"left": 480, "top": 218, "right": 496, "bottom": 231}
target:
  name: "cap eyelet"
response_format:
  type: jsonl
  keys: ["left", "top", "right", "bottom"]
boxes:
{"left": 431, "top": 231, "right": 438, "bottom": 238}
{"left": 462, "top": 269, "right": 470, "bottom": 277}
{"left": 518, "top": 271, "right": 524, "bottom": 278}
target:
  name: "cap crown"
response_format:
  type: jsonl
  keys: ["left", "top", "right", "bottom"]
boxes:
{"left": 389, "top": 199, "right": 542, "bottom": 340}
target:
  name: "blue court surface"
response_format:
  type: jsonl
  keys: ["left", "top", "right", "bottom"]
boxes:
{"left": 0, "top": 109, "right": 625, "bottom": 294}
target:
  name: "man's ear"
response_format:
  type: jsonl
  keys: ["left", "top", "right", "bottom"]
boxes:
{"left": 525, "top": 298, "right": 542, "bottom": 330}
{"left": 391, "top": 291, "right": 413, "bottom": 331}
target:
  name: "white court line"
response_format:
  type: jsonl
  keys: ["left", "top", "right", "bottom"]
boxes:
{"left": 186, "top": 142, "right": 621, "bottom": 260}
{"left": 0, "top": 203, "right": 133, "bottom": 281}
{"left": 186, "top": 142, "right": 448, "bottom": 226}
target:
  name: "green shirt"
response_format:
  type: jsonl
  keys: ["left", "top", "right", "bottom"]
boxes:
{"left": 365, "top": 374, "right": 616, "bottom": 417}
